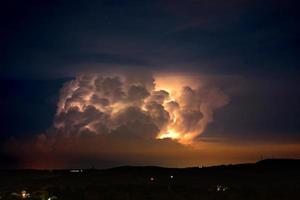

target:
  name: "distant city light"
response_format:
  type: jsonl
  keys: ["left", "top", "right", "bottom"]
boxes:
{"left": 70, "top": 169, "right": 83, "bottom": 173}
{"left": 170, "top": 175, "right": 174, "bottom": 179}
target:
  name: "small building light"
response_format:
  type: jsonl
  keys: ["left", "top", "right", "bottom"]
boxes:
{"left": 21, "top": 190, "right": 30, "bottom": 199}
{"left": 216, "top": 185, "right": 228, "bottom": 192}
{"left": 70, "top": 169, "right": 80, "bottom": 173}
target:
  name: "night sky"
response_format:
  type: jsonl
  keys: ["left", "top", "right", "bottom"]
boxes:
{"left": 1, "top": 0, "right": 300, "bottom": 169}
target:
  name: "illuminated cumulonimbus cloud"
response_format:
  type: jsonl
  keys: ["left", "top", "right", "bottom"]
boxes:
{"left": 54, "top": 73, "right": 229, "bottom": 144}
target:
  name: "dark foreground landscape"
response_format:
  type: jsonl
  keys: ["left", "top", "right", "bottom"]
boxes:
{"left": 0, "top": 159, "right": 299, "bottom": 200}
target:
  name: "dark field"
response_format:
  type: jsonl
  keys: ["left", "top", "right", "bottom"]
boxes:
{"left": 0, "top": 159, "right": 299, "bottom": 200}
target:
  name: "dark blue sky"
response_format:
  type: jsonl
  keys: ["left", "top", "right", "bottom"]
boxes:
{"left": 1, "top": 0, "right": 300, "bottom": 141}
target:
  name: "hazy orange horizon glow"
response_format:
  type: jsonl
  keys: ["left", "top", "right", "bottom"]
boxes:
{"left": 10, "top": 138, "right": 300, "bottom": 169}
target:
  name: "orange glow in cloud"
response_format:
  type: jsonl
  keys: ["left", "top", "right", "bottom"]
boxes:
{"left": 54, "top": 73, "right": 229, "bottom": 144}
{"left": 154, "top": 74, "right": 228, "bottom": 144}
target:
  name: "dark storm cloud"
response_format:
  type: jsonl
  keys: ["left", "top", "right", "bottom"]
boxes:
{"left": 59, "top": 52, "right": 149, "bottom": 66}
{"left": 162, "top": 0, "right": 300, "bottom": 75}
{"left": 202, "top": 76, "right": 300, "bottom": 141}
{"left": 128, "top": 85, "right": 150, "bottom": 102}
{"left": 0, "top": 78, "right": 68, "bottom": 138}
{"left": 2, "top": 0, "right": 299, "bottom": 78}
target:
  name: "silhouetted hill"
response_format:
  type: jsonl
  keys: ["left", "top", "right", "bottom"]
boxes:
{"left": 104, "top": 158, "right": 300, "bottom": 171}
{"left": 0, "top": 159, "right": 299, "bottom": 200}
{"left": 256, "top": 158, "right": 300, "bottom": 168}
